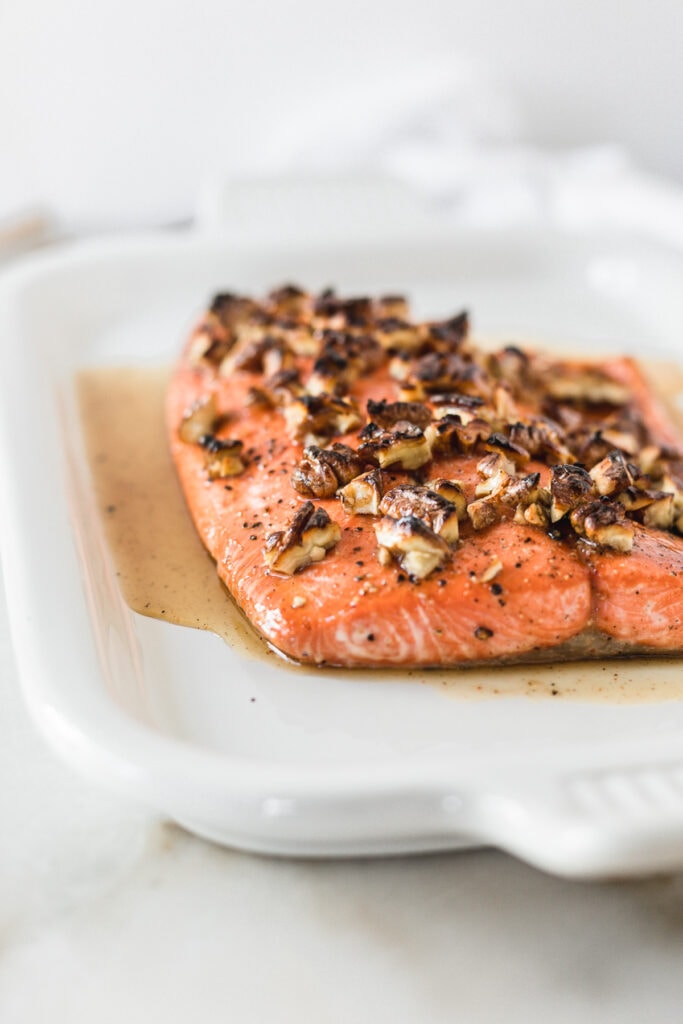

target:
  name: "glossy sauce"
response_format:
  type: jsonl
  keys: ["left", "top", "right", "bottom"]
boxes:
{"left": 77, "top": 363, "right": 683, "bottom": 703}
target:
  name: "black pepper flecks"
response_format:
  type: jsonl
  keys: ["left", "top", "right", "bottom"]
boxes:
{"left": 490, "top": 582, "right": 503, "bottom": 595}
{"left": 474, "top": 626, "right": 494, "bottom": 640}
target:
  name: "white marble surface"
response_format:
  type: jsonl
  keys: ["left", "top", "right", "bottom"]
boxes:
{"left": 2, "top": 564, "right": 683, "bottom": 1022}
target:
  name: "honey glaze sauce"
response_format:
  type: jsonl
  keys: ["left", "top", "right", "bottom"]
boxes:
{"left": 77, "top": 364, "right": 683, "bottom": 704}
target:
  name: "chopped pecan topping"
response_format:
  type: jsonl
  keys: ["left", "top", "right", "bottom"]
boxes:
{"left": 428, "top": 479, "right": 468, "bottom": 519}
{"left": 229, "top": 336, "right": 295, "bottom": 376}
{"left": 179, "top": 394, "right": 219, "bottom": 443}
{"left": 291, "top": 443, "right": 367, "bottom": 498}
{"left": 570, "top": 499, "right": 634, "bottom": 552}
{"left": 307, "top": 349, "right": 353, "bottom": 397}
{"left": 366, "top": 398, "right": 432, "bottom": 431}
{"left": 374, "top": 515, "right": 450, "bottom": 579}
{"left": 187, "top": 325, "right": 233, "bottom": 368}
{"left": 338, "top": 469, "right": 387, "bottom": 515}
{"left": 550, "top": 464, "right": 596, "bottom": 521}
{"left": 643, "top": 492, "right": 675, "bottom": 529}
{"left": 379, "top": 485, "right": 461, "bottom": 544}
{"left": 425, "top": 414, "right": 490, "bottom": 456}
{"left": 374, "top": 295, "right": 410, "bottom": 320}
{"left": 431, "top": 393, "right": 486, "bottom": 424}
{"left": 358, "top": 422, "right": 432, "bottom": 470}
{"left": 542, "top": 364, "right": 631, "bottom": 406}
{"left": 589, "top": 450, "right": 635, "bottom": 496}
{"left": 201, "top": 436, "right": 245, "bottom": 479}
{"left": 209, "top": 292, "right": 261, "bottom": 333}
{"left": 247, "top": 369, "right": 305, "bottom": 410}
{"left": 422, "top": 312, "right": 469, "bottom": 353}
{"left": 266, "top": 285, "right": 311, "bottom": 319}
{"left": 483, "top": 432, "right": 530, "bottom": 468}
{"left": 264, "top": 501, "right": 341, "bottom": 575}
{"left": 467, "top": 497, "right": 501, "bottom": 531}
{"left": 375, "top": 318, "right": 423, "bottom": 353}
{"left": 284, "top": 393, "right": 362, "bottom": 445}
{"left": 509, "top": 418, "right": 574, "bottom": 464}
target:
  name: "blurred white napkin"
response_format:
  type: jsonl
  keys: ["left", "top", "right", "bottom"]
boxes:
{"left": 202, "top": 60, "right": 683, "bottom": 249}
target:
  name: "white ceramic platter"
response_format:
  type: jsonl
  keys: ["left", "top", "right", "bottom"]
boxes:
{"left": 3, "top": 226, "right": 683, "bottom": 878}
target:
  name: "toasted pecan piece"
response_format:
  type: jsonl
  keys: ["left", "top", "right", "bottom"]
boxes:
{"left": 284, "top": 393, "right": 362, "bottom": 445}
{"left": 374, "top": 515, "right": 450, "bottom": 579}
{"left": 358, "top": 421, "right": 432, "bottom": 470}
{"left": 570, "top": 499, "right": 634, "bottom": 552}
{"left": 550, "top": 464, "right": 596, "bottom": 522}
{"left": 291, "top": 443, "right": 367, "bottom": 498}
{"left": 379, "top": 485, "right": 461, "bottom": 544}
{"left": 178, "top": 394, "right": 219, "bottom": 443}
{"left": 338, "top": 468, "right": 387, "bottom": 515}
{"left": 201, "top": 436, "right": 246, "bottom": 479}
{"left": 264, "top": 502, "right": 341, "bottom": 575}
{"left": 366, "top": 398, "right": 432, "bottom": 431}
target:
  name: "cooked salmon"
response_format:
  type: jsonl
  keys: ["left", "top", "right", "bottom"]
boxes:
{"left": 166, "top": 286, "right": 683, "bottom": 667}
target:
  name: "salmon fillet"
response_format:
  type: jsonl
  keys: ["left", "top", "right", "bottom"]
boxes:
{"left": 166, "top": 286, "right": 683, "bottom": 667}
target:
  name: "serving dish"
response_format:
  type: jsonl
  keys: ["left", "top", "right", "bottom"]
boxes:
{"left": 3, "top": 225, "right": 683, "bottom": 877}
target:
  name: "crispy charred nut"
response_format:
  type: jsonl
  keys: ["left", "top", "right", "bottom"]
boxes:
{"left": 412, "top": 352, "right": 477, "bottom": 393}
{"left": 388, "top": 352, "right": 413, "bottom": 383}
{"left": 617, "top": 486, "right": 660, "bottom": 512}
{"left": 488, "top": 345, "right": 529, "bottom": 389}
{"left": 264, "top": 501, "right": 341, "bottom": 575}
{"left": 209, "top": 293, "right": 261, "bottom": 333}
{"left": 569, "top": 428, "right": 616, "bottom": 469}
{"left": 589, "top": 450, "right": 635, "bottom": 496}
{"left": 338, "top": 468, "right": 387, "bottom": 515}
{"left": 638, "top": 444, "right": 664, "bottom": 476}
{"left": 542, "top": 364, "right": 631, "bottom": 406}
{"left": 291, "top": 443, "right": 367, "bottom": 498}
{"left": 428, "top": 479, "right": 468, "bottom": 520}
{"left": 266, "top": 285, "right": 311, "bottom": 319}
{"left": 549, "top": 464, "right": 596, "bottom": 522}
{"left": 307, "top": 350, "right": 353, "bottom": 396}
{"left": 284, "top": 393, "right": 362, "bottom": 445}
{"left": 358, "top": 421, "right": 433, "bottom": 470}
{"left": 522, "top": 502, "right": 551, "bottom": 528}
{"left": 374, "top": 515, "right": 450, "bottom": 579}
{"left": 475, "top": 452, "right": 516, "bottom": 498}
{"left": 499, "top": 472, "right": 542, "bottom": 509}
{"left": 467, "top": 497, "right": 501, "bottom": 531}
{"left": 187, "top": 325, "right": 234, "bottom": 368}
{"left": 268, "top": 318, "right": 319, "bottom": 357}
{"left": 643, "top": 492, "right": 676, "bottom": 529}
{"left": 493, "top": 384, "right": 519, "bottom": 422}
{"left": 509, "top": 418, "right": 574, "bottom": 464}
{"left": 178, "top": 394, "right": 219, "bottom": 443}
{"left": 318, "top": 330, "right": 386, "bottom": 375}
{"left": 366, "top": 398, "right": 432, "bottom": 431}
{"left": 314, "top": 293, "right": 374, "bottom": 328}
{"left": 246, "top": 368, "right": 305, "bottom": 410}
{"left": 201, "top": 437, "right": 245, "bottom": 479}
{"left": 542, "top": 400, "right": 585, "bottom": 434}
{"left": 229, "top": 336, "right": 295, "bottom": 376}
{"left": 374, "top": 295, "right": 410, "bottom": 320}
{"left": 425, "top": 414, "right": 490, "bottom": 456}
{"left": 484, "top": 432, "right": 530, "bottom": 468}
{"left": 570, "top": 500, "right": 634, "bottom": 552}
{"left": 375, "top": 317, "right": 422, "bottom": 353}
{"left": 431, "top": 393, "right": 486, "bottom": 424}
{"left": 379, "top": 485, "right": 461, "bottom": 544}
{"left": 422, "top": 312, "right": 469, "bottom": 353}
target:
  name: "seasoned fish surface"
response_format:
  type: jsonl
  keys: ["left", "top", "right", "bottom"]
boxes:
{"left": 166, "top": 286, "right": 683, "bottom": 667}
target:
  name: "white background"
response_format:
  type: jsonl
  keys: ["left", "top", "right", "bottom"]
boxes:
{"left": 2, "top": 0, "right": 683, "bottom": 229}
